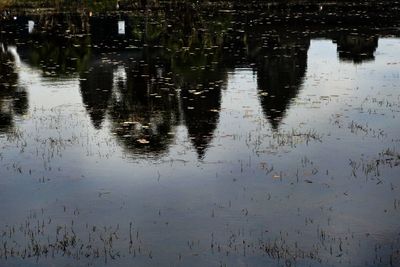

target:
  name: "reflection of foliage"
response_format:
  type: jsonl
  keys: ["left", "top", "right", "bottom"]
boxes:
{"left": 127, "top": 6, "right": 231, "bottom": 52}
{"left": 164, "top": 8, "right": 231, "bottom": 52}
{"left": 83, "top": 0, "right": 117, "bottom": 12}
{"left": 0, "top": 46, "right": 28, "bottom": 133}
{"left": 335, "top": 34, "right": 378, "bottom": 64}
{"left": 23, "top": 36, "right": 91, "bottom": 77}
{"left": 3, "top": 0, "right": 67, "bottom": 9}
{"left": 129, "top": 13, "right": 165, "bottom": 44}
{"left": 158, "top": 6, "right": 231, "bottom": 82}
{"left": 2, "top": 0, "right": 115, "bottom": 11}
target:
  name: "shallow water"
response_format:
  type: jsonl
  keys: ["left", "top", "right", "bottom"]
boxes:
{"left": 0, "top": 6, "right": 399, "bottom": 267}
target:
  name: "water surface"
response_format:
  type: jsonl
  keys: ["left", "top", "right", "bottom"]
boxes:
{"left": 0, "top": 6, "right": 399, "bottom": 267}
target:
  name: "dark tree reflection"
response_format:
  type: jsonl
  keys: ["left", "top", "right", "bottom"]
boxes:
{"left": 335, "top": 34, "right": 378, "bottom": 64}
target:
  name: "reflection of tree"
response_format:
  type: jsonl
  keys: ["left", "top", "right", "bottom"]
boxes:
{"left": 6, "top": 13, "right": 92, "bottom": 77}
{"left": 334, "top": 34, "right": 378, "bottom": 64}
{"left": 18, "top": 35, "right": 91, "bottom": 77}
{"left": 0, "top": 45, "right": 28, "bottom": 133}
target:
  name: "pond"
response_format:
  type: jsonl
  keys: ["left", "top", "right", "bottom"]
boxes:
{"left": 0, "top": 3, "right": 399, "bottom": 267}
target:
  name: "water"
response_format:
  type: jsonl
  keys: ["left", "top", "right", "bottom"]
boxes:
{"left": 0, "top": 4, "right": 399, "bottom": 267}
